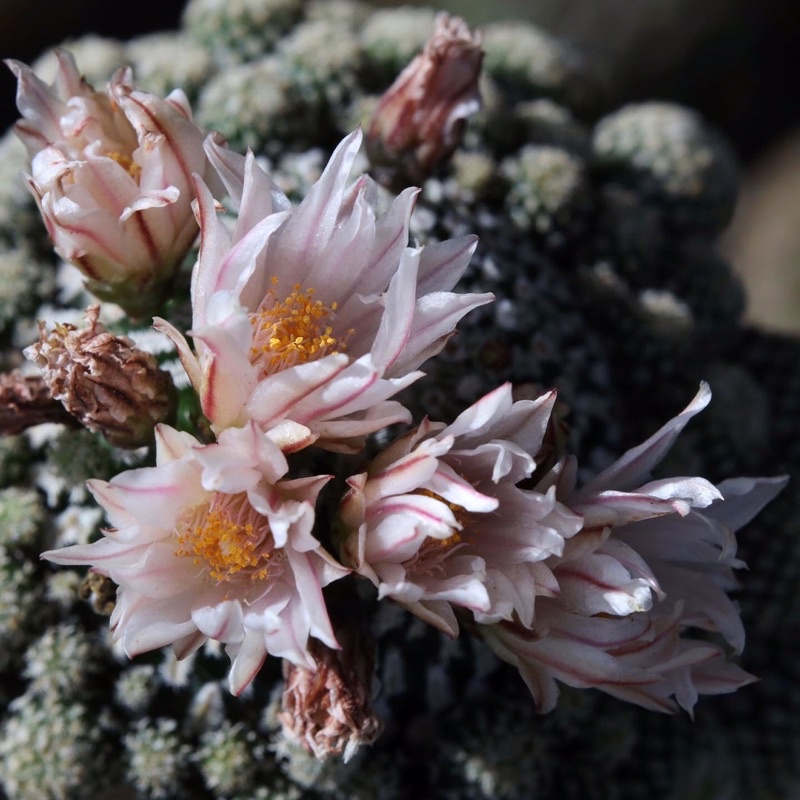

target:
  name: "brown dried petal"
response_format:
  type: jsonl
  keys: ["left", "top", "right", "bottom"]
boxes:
{"left": 79, "top": 571, "right": 117, "bottom": 615}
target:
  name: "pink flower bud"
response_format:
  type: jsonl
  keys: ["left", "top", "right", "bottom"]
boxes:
{"left": 367, "top": 13, "right": 483, "bottom": 189}
{"left": 6, "top": 50, "right": 221, "bottom": 317}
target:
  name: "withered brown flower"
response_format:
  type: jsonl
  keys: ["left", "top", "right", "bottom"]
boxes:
{"left": 25, "top": 305, "right": 177, "bottom": 447}
{"left": 279, "top": 633, "right": 382, "bottom": 762}
{"left": 0, "top": 370, "right": 79, "bottom": 435}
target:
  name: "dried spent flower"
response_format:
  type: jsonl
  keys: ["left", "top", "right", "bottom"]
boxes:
{"left": 24, "top": 305, "right": 177, "bottom": 448}
{"left": 367, "top": 13, "right": 483, "bottom": 190}
{"left": 0, "top": 371, "right": 80, "bottom": 435}
{"left": 78, "top": 571, "right": 117, "bottom": 615}
{"left": 279, "top": 634, "right": 382, "bottom": 762}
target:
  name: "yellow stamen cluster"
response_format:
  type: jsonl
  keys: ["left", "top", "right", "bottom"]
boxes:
{"left": 175, "top": 493, "right": 274, "bottom": 582}
{"left": 417, "top": 488, "right": 468, "bottom": 553}
{"left": 106, "top": 150, "right": 142, "bottom": 180}
{"left": 249, "top": 280, "right": 348, "bottom": 376}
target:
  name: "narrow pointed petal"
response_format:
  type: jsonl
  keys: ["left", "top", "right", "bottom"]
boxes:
{"left": 386, "top": 289, "right": 495, "bottom": 377}
{"left": 416, "top": 234, "right": 478, "bottom": 294}
{"left": 707, "top": 475, "right": 789, "bottom": 530}
{"left": 271, "top": 130, "right": 363, "bottom": 288}
{"left": 574, "top": 382, "right": 711, "bottom": 499}
{"left": 228, "top": 633, "right": 269, "bottom": 696}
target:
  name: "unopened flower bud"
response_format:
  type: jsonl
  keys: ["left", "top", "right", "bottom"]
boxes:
{"left": 367, "top": 13, "right": 483, "bottom": 190}
{"left": 24, "top": 305, "right": 177, "bottom": 447}
{"left": 279, "top": 627, "right": 382, "bottom": 762}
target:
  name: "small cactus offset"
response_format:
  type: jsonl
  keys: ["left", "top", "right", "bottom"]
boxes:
{"left": 0, "top": 3, "right": 797, "bottom": 799}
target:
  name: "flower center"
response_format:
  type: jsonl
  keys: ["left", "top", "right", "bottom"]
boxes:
{"left": 175, "top": 493, "right": 276, "bottom": 582}
{"left": 413, "top": 489, "right": 472, "bottom": 565}
{"left": 249, "top": 280, "right": 350, "bottom": 377}
{"left": 106, "top": 150, "right": 141, "bottom": 180}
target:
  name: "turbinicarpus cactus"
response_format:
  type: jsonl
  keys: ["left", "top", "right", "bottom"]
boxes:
{"left": 0, "top": 3, "right": 796, "bottom": 799}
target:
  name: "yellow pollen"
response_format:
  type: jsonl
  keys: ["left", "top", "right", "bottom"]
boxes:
{"left": 416, "top": 488, "right": 470, "bottom": 554}
{"left": 436, "top": 530, "right": 463, "bottom": 549}
{"left": 249, "top": 281, "right": 350, "bottom": 375}
{"left": 106, "top": 150, "right": 141, "bottom": 180}
{"left": 175, "top": 494, "right": 273, "bottom": 582}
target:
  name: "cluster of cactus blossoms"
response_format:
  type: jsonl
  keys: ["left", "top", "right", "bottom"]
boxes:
{"left": 2, "top": 15, "right": 785, "bottom": 761}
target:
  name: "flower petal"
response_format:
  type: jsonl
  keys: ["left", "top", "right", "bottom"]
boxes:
{"left": 574, "top": 382, "right": 711, "bottom": 499}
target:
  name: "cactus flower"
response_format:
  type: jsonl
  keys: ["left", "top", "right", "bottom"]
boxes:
{"left": 7, "top": 50, "right": 220, "bottom": 317}
{"left": 42, "top": 422, "right": 350, "bottom": 694}
{"left": 482, "top": 384, "right": 788, "bottom": 713}
{"left": 156, "top": 129, "right": 493, "bottom": 451}
{"left": 339, "top": 384, "right": 582, "bottom": 637}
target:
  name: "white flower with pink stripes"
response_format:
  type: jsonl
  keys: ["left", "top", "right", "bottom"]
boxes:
{"left": 156, "top": 129, "right": 493, "bottom": 452}
{"left": 339, "top": 384, "right": 582, "bottom": 637}
{"left": 7, "top": 50, "right": 219, "bottom": 316}
{"left": 483, "top": 383, "right": 787, "bottom": 713}
{"left": 42, "top": 422, "right": 349, "bottom": 695}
